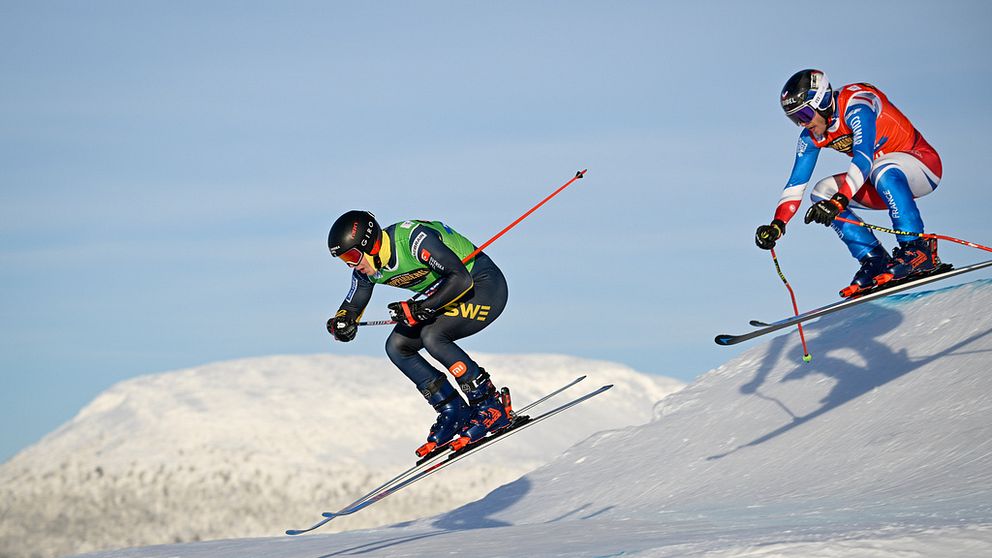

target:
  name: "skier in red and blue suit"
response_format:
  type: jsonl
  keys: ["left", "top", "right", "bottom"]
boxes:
{"left": 755, "top": 69, "right": 945, "bottom": 297}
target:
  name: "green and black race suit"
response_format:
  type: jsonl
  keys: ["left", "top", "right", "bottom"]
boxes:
{"left": 335, "top": 219, "right": 508, "bottom": 392}
{"left": 339, "top": 220, "right": 478, "bottom": 318}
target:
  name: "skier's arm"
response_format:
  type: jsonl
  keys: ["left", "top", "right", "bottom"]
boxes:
{"left": 409, "top": 227, "right": 473, "bottom": 314}
{"left": 329, "top": 271, "right": 374, "bottom": 341}
{"left": 387, "top": 225, "right": 476, "bottom": 327}
{"left": 836, "top": 94, "right": 880, "bottom": 201}
{"left": 773, "top": 131, "right": 821, "bottom": 224}
{"left": 340, "top": 270, "right": 375, "bottom": 317}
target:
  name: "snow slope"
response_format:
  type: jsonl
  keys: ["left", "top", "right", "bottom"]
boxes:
{"left": 0, "top": 354, "right": 680, "bottom": 558}
{"left": 65, "top": 278, "right": 992, "bottom": 557}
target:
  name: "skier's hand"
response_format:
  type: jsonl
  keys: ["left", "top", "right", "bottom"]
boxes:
{"left": 755, "top": 219, "right": 786, "bottom": 250}
{"left": 327, "top": 310, "right": 358, "bottom": 342}
{"left": 388, "top": 300, "right": 436, "bottom": 327}
{"left": 804, "top": 193, "right": 849, "bottom": 226}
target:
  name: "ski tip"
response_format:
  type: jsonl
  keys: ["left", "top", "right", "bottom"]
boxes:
{"left": 602, "top": 384, "right": 614, "bottom": 390}
{"left": 577, "top": 374, "right": 587, "bottom": 380}
{"left": 714, "top": 334, "right": 735, "bottom": 346}
{"left": 749, "top": 320, "right": 769, "bottom": 327}
{"left": 321, "top": 512, "right": 337, "bottom": 518}
{"left": 286, "top": 529, "right": 304, "bottom": 536}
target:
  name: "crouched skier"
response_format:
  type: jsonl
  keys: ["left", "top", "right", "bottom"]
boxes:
{"left": 326, "top": 210, "right": 511, "bottom": 455}
{"left": 756, "top": 69, "right": 946, "bottom": 297}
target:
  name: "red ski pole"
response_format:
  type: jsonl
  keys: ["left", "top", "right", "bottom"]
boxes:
{"left": 834, "top": 216, "right": 992, "bottom": 254}
{"left": 770, "top": 247, "right": 812, "bottom": 363}
{"left": 462, "top": 169, "right": 586, "bottom": 264}
{"left": 357, "top": 169, "right": 587, "bottom": 326}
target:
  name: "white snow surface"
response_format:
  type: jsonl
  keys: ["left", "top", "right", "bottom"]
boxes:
{"left": 0, "top": 353, "right": 680, "bottom": 558}
{"left": 10, "top": 279, "right": 992, "bottom": 558}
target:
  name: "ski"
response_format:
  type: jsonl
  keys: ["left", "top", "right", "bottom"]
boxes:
{"left": 317, "top": 384, "right": 611, "bottom": 521}
{"left": 413, "top": 374, "right": 587, "bottom": 463}
{"left": 285, "top": 375, "right": 589, "bottom": 536}
{"left": 715, "top": 259, "right": 992, "bottom": 346}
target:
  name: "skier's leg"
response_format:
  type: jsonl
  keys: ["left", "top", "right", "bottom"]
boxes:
{"left": 417, "top": 254, "right": 507, "bottom": 389}
{"left": 871, "top": 162, "right": 924, "bottom": 242}
{"left": 418, "top": 254, "right": 511, "bottom": 441}
{"left": 869, "top": 152, "right": 940, "bottom": 242}
{"left": 810, "top": 174, "right": 883, "bottom": 260}
{"left": 386, "top": 327, "right": 470, "bottom": 446}
{"left": 385, "top": 326, "right": 436, "bottom": 387}
{"left": 869, "top": 152, "right": 943, "bottom": 280}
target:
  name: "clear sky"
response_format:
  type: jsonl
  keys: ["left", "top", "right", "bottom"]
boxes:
{"left": 2, "top": 1, "right": 991, "bottom": 463}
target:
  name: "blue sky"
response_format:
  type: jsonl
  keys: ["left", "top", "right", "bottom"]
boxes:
{"left": 3, "top": 1, "right": 991, "bottom": 462}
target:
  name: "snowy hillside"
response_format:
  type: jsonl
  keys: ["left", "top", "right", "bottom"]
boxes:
{"left": 67, "top": 279, "right": 992, "bottom": 557}
{"left": 0, "top": 354, "right": 681, "bottom": 558}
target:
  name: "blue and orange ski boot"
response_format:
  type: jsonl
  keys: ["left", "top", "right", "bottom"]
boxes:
{"left": 451, "top": 370, "right": 512, "bottom": 452}
{"left": 840, "top": 244, "right": 892, "bottom": 298}
{"left": 415, "top": 380, "right": 471, "bottom": 458}
{"left": 874, "top": 237, "right": 941, "bottom": 287}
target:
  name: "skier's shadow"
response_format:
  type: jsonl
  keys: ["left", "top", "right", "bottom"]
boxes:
{"left": 709, "top": 301, "right": 992, "bottom": 460}
{"left": 316, "top": 531, "right": 446, "bottom": 557}
{"left": 430, "top": 476, "right": 532, "bottom": 530}
{"left": 314, "top": 479, "right": 532, "bottom": 555}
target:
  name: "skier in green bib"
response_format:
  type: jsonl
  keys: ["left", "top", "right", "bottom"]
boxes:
{"left": 327, "top": 210, "right": 511, "bottom": 455}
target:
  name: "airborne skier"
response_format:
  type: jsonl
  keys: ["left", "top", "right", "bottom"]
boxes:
{"left": 326, "top": 211, "right": 511, "bottom": 455}
{"left": 286, "top": 172, "right": 594, "bottom": 535}
{"left": 754, "top": 69, "right": 947, "bottom": 297}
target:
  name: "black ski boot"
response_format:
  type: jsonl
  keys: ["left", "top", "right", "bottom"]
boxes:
{"left": 415, "top": 379, "right": 470, "bottom": 457}
{"left": 840, "top": 244, "right": 891, "bottom": 297}
{"left": 454, "top": 369, "right": 512, "bottom": 450}
{"left": 876, "top": 237, "right": 942, "bottom": 285}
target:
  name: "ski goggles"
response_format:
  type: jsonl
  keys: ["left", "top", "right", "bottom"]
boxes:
{"left": 785, "top": 103, "right": 817, "bottom": 126}
{"left": 337, "top": 247, "right": 366, "bottom": 267}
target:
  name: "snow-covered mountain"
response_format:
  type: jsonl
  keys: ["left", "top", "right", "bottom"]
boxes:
{"left": 64, "top": 278, "right": 992, "bottom": 557}
{"left": 0, "top": 353, "right": 681, "bottom": 558}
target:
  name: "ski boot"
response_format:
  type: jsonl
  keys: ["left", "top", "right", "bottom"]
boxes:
{"left": 451, "top": 369, "right": 512, "bottom": 451}
{"left": 874, "top": 237, "right": 941, "bottom": 286}
{"left": 840, "top": 244, "right": 891, "bottom": 298}
{"left": 415, "top": 379, "right": 471, "bottom": 458}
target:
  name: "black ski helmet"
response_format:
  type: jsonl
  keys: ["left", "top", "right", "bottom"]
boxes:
{"left": 781, "top": 69, "right": 834, "bottom": 126}
{"left": 328, "top": 210, "right": 382, "bottom": 267}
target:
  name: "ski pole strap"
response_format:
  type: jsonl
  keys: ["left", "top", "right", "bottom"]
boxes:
{"left": 770, "top": 248, "right": 811, "bottom": 363}
{"left": 834, "top": 216, "right": 992, "bottom": 254}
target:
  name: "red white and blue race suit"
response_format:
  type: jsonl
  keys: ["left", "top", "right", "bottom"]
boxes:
{"left": 774, "top": 83, "right": 942, "bottom": 259}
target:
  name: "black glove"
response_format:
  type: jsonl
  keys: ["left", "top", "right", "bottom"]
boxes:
{"left": 804, "top": 193, "right": 849, "bottom": 226}
{"left": 755, "top": 219, "right": 786, "bottom": 250}
{"left": 388, "top": 299, "right": 436, "bottom": 327}
{"left": 327, "top": 310, "right": 358, "bottom": 342}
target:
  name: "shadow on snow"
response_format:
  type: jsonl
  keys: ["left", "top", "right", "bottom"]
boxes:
{"left": 710, "top": 300, "right": 992, "bottom": 460}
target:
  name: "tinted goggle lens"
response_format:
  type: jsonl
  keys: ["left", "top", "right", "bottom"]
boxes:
{"left": 338, "top": 247, "right": 364, "bottom": 267}
{"left": 786, "top": 104, "right": 817, "bottom": 126}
